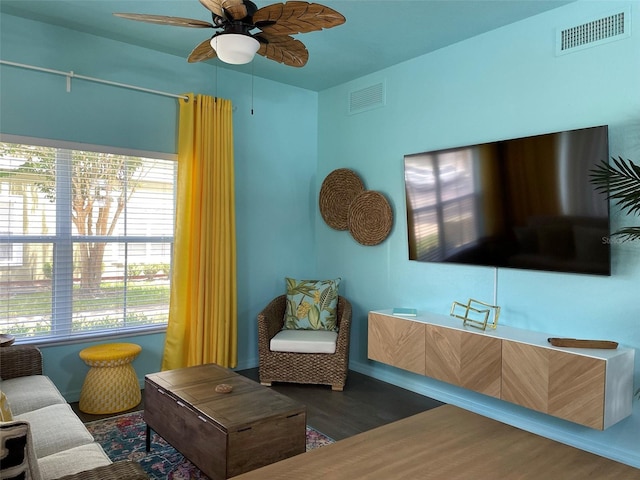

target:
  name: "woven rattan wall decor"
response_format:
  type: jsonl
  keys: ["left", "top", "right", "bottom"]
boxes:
{"left": 319, "top": 169, "right": 393, "bottom": 245}
{"left": 319, "top": 169, "right": 366, "bottom": 230}
{"left": 347, "top": 191, "right": 393, "bottom": 246}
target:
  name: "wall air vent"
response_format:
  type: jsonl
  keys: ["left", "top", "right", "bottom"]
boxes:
{"left": 348, "top": 81, "right": 386, "bottom": 115}
{"left": 557, "top": 8, "right": 630, "bottom": 55}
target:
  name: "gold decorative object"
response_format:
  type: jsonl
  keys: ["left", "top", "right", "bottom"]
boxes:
{"left": 450, "top": 298, "right": 500, "bottom": 331}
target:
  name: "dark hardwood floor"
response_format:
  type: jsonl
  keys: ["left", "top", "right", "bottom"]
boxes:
{"left": 71, "top": 368, "right": 443, "bottom": 441}
{"left": 237, "top": 368, "right": 443, "bottom": 440}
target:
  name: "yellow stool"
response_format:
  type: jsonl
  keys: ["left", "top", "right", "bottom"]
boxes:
{"left": 79, "top": 343, "right": 142, "bottom": 414}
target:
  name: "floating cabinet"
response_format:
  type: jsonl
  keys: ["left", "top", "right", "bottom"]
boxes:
{"left": 547, "top": 349, "right": 606, "bottom": 428}
{"left": 368, "top": 312, "right": 426, "bottom": 375}
{"left": 501, "top": 341, "right": 549, "bottom": 412}
{"left": 368, "top": 310, "right": 634, "bottom": 430}
{"left": 424, "top": 324, "right": 501, "bottom": 398}
{"left": 502, "top": 342, "right": 606, "bottom": 429}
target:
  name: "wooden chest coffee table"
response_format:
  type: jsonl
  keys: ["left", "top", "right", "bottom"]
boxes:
{"left": 144, "top": 363, "right": 306, "bottom": 479}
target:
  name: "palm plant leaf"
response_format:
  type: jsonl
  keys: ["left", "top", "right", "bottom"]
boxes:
{"left": 590, "top": 157, "right": 640, "bottom": 215}
{"left": 611, "top": 227, "right": 640, "bottom": 242}
{"left": 590, "top": 156, "right": 640, "bottom": 242}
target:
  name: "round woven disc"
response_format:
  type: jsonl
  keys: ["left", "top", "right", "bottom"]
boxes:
{"left": 319, "top": 169, "right": 365, "bottom": 230}
{"left": 347, "top": 191, "right": 393, "bottom": 246}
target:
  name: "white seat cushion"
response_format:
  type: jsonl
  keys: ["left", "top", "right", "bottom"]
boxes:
{"left": 270, "top": 329, "right": 338, "bottom": 354}
{"left": 1, "top": 375, "right": 66, "bottom": 415}
{"left": 15, "top": 404, "right": 95, "bottom": 458}
{"left": 38, "top": 443, "right": 111, "bottom": 480}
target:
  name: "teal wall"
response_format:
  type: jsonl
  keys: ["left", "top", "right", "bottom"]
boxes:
{"left": 317, "top": 0, "right": 639, "bottom": 468}
{"left": 3, "top": 0, "right": 640, "bottom": 469}
{"left": 0, "top": 14, "right": 318, "bottom": 393}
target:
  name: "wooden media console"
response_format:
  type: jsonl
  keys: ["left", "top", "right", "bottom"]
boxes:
{"left": 368, "top": 310, "right": 634, "bottom": 429}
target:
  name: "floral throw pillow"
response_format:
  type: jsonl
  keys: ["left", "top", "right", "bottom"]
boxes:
{"left": 283, "top": 277, "right": 341, "bottom": 331}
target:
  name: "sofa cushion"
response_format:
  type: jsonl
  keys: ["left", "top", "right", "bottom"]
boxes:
{"left": 0, "top": 420, "right": 42, "bottom": 480}
{"left": 0, "top": 389, "right": 13, "bottom": 421}
{"left": 38, "top": 443, "right": 111, "bottom": 480}
{"left": 15, "top": 404, "right": 94, "bottom": 458}
{"left": 1, "top": 376, "right": 66, "bottom": 416}
{"left": 270, "top": 329, "right": 338, "bottom": 354}
{"left": 283, "top": 277, "right": 341, "bottom": 330}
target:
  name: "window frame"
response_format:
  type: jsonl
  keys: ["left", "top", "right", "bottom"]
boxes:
{"left": 0, "top": 134, "right": 176, "bottom": 346}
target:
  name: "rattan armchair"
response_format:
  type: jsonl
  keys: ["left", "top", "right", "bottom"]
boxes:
{"left": 257, "top": 295, "right": 352, "bottom": 391}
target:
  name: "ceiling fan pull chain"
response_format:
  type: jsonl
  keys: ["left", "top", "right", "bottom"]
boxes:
{"left": 251, "top": 61, "right": 254, "bottom": 116}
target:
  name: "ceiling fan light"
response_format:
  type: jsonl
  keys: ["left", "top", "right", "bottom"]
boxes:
{"left": 211, "top": 34, "right": 259, "bottom": 65}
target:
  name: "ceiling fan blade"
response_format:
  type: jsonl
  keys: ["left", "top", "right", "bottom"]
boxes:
{"left": 199, "top": 0, "right": 224, "bottom": 18}
{"left": 255, "top": 33, "right": 309, "bottom": 67}
{"left": 222, "top": 0, "right": 249, "bottom": 20}
{"left": 253, "top": 1, "right": 345, "bottom": 35}
{"left": 199, "top": 0, "right": 247, "bottom": 21}
{"left": 113, "top": 13, "right": 213, "bottom": 28}
{"left": 188, "top": 38, "right": 218, "bottom": 63}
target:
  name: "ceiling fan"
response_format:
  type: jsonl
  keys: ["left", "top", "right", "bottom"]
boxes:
{"left": 114, "top": 0, "right": 345, "bottom": 67}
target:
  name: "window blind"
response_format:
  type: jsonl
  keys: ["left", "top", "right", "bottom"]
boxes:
{"left": 0, "top": 140, "right": 175, "bottom": 342}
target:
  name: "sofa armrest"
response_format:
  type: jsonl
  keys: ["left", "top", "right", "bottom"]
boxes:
{"left": 0, "top": 345, "right": 43, "bottom": 380}
{"left": 54, "top": 461, "right": 148, "bottom": 480}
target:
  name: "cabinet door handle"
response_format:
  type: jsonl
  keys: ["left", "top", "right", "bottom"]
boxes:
{"left": 197, "top": 415, "right": 208, "bottom": 423}
{"left": 176, "top": 400, "right": 185, "bottom": 407}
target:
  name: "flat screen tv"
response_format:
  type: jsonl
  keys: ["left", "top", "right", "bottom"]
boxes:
{"left": 404, "top": 125, "right": 610, "bottom": 276}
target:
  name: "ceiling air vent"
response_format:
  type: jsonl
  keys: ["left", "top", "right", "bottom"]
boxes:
{"left": 557, "top": 8, "right": 630, "bottom": 55}
{"left": 348, "top": 81, "right": 386, "bottom": 115}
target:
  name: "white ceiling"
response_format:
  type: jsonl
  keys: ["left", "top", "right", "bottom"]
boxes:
{"left": 0, "top": 0, "right": 575, "bottom": 91}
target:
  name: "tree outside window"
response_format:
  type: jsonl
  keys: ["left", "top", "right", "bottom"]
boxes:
{"left": 0, "top": 140, "right": 176, "bottom": 341}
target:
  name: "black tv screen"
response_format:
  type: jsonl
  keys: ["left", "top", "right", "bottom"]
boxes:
{"left": 404, "top": 125, "right": 610, "bottom": 276}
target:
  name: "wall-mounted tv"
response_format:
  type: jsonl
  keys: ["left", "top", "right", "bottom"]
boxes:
{"left": 404, "top": 125, "right": 610, "bottom": 276}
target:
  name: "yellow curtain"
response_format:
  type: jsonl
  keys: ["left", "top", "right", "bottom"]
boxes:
{"left": 162, "top": 93, "right": 237, "bottom": 370}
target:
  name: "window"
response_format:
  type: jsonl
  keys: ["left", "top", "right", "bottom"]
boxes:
{"left": 0, "top": 138, "right": 176, "bottom": 343}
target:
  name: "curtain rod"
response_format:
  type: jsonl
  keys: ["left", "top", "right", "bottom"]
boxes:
{"left": 0, "top": 59, "right": 189, "bottom": 100}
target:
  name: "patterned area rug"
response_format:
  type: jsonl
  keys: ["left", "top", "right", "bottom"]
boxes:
{"left": 86, "top": 411, "right": 334, "bottom": 479}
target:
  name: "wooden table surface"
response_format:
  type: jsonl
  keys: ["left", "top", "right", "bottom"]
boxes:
{"left": 231, "top": 404, "right": 640, "bottom": 479}
{"left": 145, "top": 363, "right": 305, "bottom": 430}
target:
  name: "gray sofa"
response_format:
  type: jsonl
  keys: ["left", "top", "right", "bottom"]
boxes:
{"left": 0, "top": 345, "right": 147, "bottom": 480}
